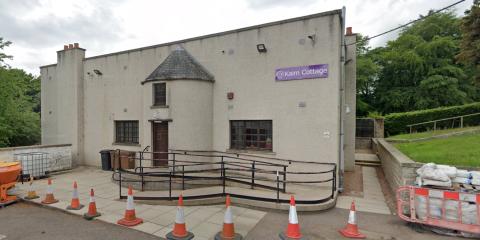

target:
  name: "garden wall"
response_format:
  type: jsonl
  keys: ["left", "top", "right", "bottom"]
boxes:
{"left": 0, "top": 144, "right": 73, "bottom": 172}
{"left": 373, "top": 139, "right": 423, "bottom": 191}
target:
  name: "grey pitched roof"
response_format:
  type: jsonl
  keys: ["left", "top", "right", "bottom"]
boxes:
{"left": 144, "top": 48, "right": 214, "bottom": 83}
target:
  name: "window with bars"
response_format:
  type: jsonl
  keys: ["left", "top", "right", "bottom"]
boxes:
{"left": 153, "top": 83, "right": 167, "bottom": 106}
{"left": 230, "top": 120, "right": 272, "bottom": 151}
{"left": 115, "top": 121, "right": 139, "bottom": 144}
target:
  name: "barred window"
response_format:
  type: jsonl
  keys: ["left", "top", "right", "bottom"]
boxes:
{"left": 115, "top": 121, "right": 139, "bottom": 144}
{"left": 153, "top": 83, "right": 166, "bottom": 106}
{"left": 230, "top": 120, "right": 272, "bottom": 151}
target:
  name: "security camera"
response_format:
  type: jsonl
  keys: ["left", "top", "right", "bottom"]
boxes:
{"left": 307, "top": 34, "right": 316, "bottom": 42}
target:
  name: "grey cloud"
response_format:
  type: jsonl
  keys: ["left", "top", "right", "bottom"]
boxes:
{"left": 246, "top": 0, "right": 318, "bottom": 8}
{"left": 0, "top": 0, "right": 124, "bottom": 49}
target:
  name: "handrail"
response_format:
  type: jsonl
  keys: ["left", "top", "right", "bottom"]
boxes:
{"left": 406, "top": 112, "right": 480, "bottom": 133}
{"left": 406, "top": 112, "right": 480, "bottom": 127}
{"left": 114, "top": 150, "right": 337, "bottom": 205}
{"left": 141, "top": 151, "right": 289, "bottom": 167}
{"left": 168, "top": 149, "right": 337, "bottom": 165}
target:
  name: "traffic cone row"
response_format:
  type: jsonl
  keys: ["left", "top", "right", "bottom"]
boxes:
{"left": 24, "top": 176, "right": 39, "bottom": 200}
{"left": 339, "top": 201, "right": 366, "bottom": 239}
{"left": 166, "top": 194, "right": 194, "bottom": 240}
{"left": 215, "top": 195, "right": 242, "bottom": 240}
{"left": 66, "top": 181, "right": 84, "bottom": 210}
{"left": 279, "top": 195, "right": 304, "bottom": 240}
{"left": 34, "top": 179, "right": 366, "bottom": 239}
{"left": 84, "top": 188, "right": 101, "bottom": 220}
{"left": 117, "top": 186, "right": 143, "bottom": 226}
{"left": 41, "top": 178, "right": 59, "bottom": 204}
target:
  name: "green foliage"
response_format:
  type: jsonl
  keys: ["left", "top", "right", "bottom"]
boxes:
{"left": 356, "top": 34, "right": 379, "bottom": 116}
{"left": 457, "top": 0, "right": 480, "bottom": 85}
{"left": 384, "top": 102, "right": 480, "bottom": 136}
{"left": 0, "top": 37, "right": 12, "bottom": 67}
{"left": 356, "top": 9, "right": 480, "bottom": 116}
{"left": 0, "top": 38, "right": 40, "bottom": 147}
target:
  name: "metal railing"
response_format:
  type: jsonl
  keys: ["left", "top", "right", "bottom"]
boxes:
{"left": 406, "top": 112, "right": 480, "bottom": 134}
{"left": 112, "top": 149, "right": 337, "bottom": 205}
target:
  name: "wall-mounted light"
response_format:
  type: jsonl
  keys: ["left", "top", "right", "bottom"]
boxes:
{"left": 256, "top": 44, "right": 267, "bottom": 53}
{"left": 307, "top": 34, "right": 316, "bottom": 43}
{"left": 227, "top": 92, "right": 234, "bottom": 100}
{"left": 93, "top": 69, "right": 103, "bottom": 76}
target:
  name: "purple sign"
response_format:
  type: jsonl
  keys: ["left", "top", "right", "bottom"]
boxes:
{"left": 275, "top": 64, "right": 328, "bottom": 81}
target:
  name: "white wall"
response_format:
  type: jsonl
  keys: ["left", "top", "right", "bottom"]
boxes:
{"left": 41, "top": 10, "right": 348, "bottom": 168}
{"left": 0, "top": 144, "right": 72, "bottom": 172}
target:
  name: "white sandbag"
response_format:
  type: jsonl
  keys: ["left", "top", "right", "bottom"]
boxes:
{"left": 461, "top": 202, "right": 478, "bottom": 224}
{"left": 456, "top": 169, "right": 471, "bottom": 178}
{"left": 416, "top": 177, "right": 423, "bottom": 186}
{"left": 452, "top": 177, "right": 471, "bottom": 184}
{"left": 421, "top": 178, "right": 452, "bottom": 187}
{"left": 417, "top": 163, "right": 451, "bottom": 182}
{"left": 437, "top": 165, "right": 458, "bottom": 178}
{"left": 415, "top": 196, "right": 442, "bottom": 220}
{"left": 471, "top": 178, "right": 480, "bottom": 186}
{"left": 415, "top": 196, "right": 478, "bottom": 224}
{"left": 471, "top": 171, "right": 480, "bottom": 179}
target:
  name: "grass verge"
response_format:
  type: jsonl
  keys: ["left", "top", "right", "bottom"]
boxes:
{"left": 394, "top": 132, "right": 480, "bottom": 167}
{"left": 388, "top": 126, "right": 480, "bottom": 140}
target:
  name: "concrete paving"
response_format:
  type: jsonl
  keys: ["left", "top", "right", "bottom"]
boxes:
{"left": 337, "top": 166, "right": 391, "bottom": 215}
{"left": 246, "top": 207, "right": 458, "bottom": 240}
{"left": 13, "top": 167, "right": 266, "bottom": 240}
{"left": 355, "top": 153, "right": 381, "bottom": 163}
{"left": 0, "top": 202, "right": 163, "bottom": 240}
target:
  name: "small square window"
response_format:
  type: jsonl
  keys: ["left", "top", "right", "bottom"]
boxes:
{"left": 115, "top": 121, "right": 139, "bottom": 144}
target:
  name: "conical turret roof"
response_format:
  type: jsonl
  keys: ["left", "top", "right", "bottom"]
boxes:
{"left": 145, "top": 47, "right": 214, "bottom": 82}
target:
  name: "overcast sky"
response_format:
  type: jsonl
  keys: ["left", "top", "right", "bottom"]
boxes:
{"left": 0, "top": 0, "right": 474, "bottom": 75}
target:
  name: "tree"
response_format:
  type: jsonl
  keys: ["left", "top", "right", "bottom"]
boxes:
{"left": 0, "top": 38, "right": 40, "bottom": 147}
{"left": 0, "top": 37, "right": 12, "bottom": 67}
{"left": 457, "top": 0, "right": 480, "bottom": 85}
{"left": 356, "top": 11, "right": 478, "bottom": 115}
{"left": 355, "top": 34, "right": 379, "bottom": 116}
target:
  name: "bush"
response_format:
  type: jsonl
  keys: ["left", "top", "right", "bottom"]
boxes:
{"left": 384, "top": 102, "right": 480, "bottom": 136}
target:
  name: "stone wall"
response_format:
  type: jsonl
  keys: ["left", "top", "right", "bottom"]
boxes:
{"left": 0, "top": 144, "right": 73, "bottom": 173}
{"left": 373, "top": 139, "right": 422, "bottom": 192}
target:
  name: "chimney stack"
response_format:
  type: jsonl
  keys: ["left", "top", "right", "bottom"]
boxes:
{"left": 346, "top": 27, "right": 353, "bottom": 36}
{"left": 64, "top": 45, "right": 68, "bottom": 50}
{"left": 74, "top": 43, "right": 79, "bottom": 48}
{"left": 68, "top": 44, "right": 74, "bottom": 49}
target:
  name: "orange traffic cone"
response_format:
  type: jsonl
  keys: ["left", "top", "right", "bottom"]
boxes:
{"left": 41, "top": 178, "right": 59, "bottom": 204}
{"left": 24, "top": 176, "right": 39, "bottom": 200}
{"left": 215, "top": 195, "right": 243, "bottom": 240}
{"left": 166, "top": 194, "right": 194, "bottom": 240}
{"left": 83, "top": 189, "right": 101, "bottom": 220}
{"left": 117, "top": 186, "right": 143, "bottom": 227}
{"left": 339, "top": 201, "right": 366, "bottom": 239}
{"left": 66, "top": 181, "right": 84, "bottom": 210}
{"left": 279, "top": 195, "right": 305, "bottom": 240}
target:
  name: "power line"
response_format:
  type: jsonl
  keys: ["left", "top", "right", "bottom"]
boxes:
{"left": 347, "top": 0, "right": 466, "bottom": 46}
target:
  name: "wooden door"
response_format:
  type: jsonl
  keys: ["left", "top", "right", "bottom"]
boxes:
{"left": 152, "top": 122, "right": 168, "bottom": 166}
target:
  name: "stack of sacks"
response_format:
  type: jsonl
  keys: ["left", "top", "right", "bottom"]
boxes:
{"left": 453, "top": 169, "right": 472, "bottom": 185}
{"left": 416, "top": 196, "right": 478, "bottom": 224}
{"left": 471, "top": 171, "right": 480, "bottom": 186}
{"left": 416, "top": 163, "right": 453, "bottom": 187}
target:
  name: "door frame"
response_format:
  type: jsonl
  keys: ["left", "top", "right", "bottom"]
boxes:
{"left": 151, "top": 120, "right": 169, "bottom": 166}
